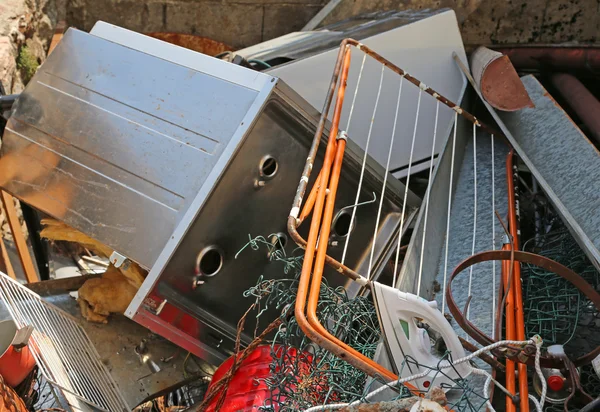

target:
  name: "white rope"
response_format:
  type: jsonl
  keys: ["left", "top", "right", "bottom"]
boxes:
{"left": 416, "top": 100, "right": 440, "bottom": 295}
{"left": 467, "top": 122, "right": 477, "bottom": 323}
{"left": 367, "top": 76, "right": 404, "bottom": 278}
{"left": 393, "top": 88, "right": 423, "bottom": 286}
{"left": 303, "top": 337, "right": 545, "bottom": 412}
{"left": 341, "top": 63, "right": 384, "bottom": 265}
{"left": 441, "top": 112, "right": 458, "bottom": 314}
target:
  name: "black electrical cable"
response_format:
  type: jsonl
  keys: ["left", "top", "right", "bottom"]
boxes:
{"left": 580, "top": 397, "right": 600, "bottom": 412}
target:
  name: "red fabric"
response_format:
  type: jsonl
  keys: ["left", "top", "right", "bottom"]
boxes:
{"left": 205, "top": 345, "right": 314, "bottom": 411}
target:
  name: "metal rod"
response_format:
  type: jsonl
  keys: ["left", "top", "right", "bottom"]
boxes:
{"left": 506, "top": 150, "right": 529, "bottom": 411}
{"left": 0, "top": 237, "right": 16, "bottom": 280}
{"left": 491, "top": 134, "right": 496, "bottom": 338}
{"left": 416, "top": 100, "right": 440, "bottom": 295}
{"left": 441, "top": 113, "right": 458, "bottom": 314}
{"left": 345, "top": 64, "right": 384, "bottom": 272}
{"left": 502, "top": 181, "right": 517, "bottom": 412}
{"left": 467, "top": 122, "right": 478, "bottom": 322}
{"left": 292, "top": 47, "right": 404, "bottom": 384}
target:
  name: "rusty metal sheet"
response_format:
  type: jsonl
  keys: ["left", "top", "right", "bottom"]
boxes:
{"left": 470, "top": 46, "right": 534, "bottom": 112}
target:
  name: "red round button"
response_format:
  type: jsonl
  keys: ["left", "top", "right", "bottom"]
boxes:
{"left": 548, "top": 375, "right": 564, "bottom": 392}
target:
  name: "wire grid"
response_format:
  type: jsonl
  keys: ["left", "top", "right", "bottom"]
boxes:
{"left": 315, "top": 41, "right": 504, "bottom": 342}
{"left": 0, "top": 271, "right": 130, "bottom": 412}
{"left": 520, "top": 222, "right": 600, "bottom": 410}
{"left": 522, "top": 229, "right": 600, "bottom": 351}
{"left": 236, "top": 236, "right": 487, "bottom": 411}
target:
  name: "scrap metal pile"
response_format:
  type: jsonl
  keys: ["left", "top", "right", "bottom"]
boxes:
{"left": 0, "top": 9, "right": 599, "bottom": 412}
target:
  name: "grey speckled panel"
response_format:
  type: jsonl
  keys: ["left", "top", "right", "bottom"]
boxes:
{"left": 431, "top": 129, "right": 509, "bottom": 410}
{"left": 434, "top": 130, "right": 508, "bottom": 340}
{"left": 497, "top": 75, "right": 600, "bottom": 271}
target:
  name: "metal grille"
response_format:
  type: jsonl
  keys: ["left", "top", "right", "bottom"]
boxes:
{"left": 0, "top": 271, "right": 130, "bottom": 412}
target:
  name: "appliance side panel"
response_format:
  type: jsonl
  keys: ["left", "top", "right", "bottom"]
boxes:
{"left": 0, "top": 29, "right": 262, "bottom": 268}
{"left": 128, "top": 94, "right": 406, "bottom": 356}
{"left": 268, "top": 10, "right": 468, "bottom": 178}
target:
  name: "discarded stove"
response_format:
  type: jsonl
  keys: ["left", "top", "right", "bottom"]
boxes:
{"left": 0, "top": 22, "right": 419, "bottom": 364}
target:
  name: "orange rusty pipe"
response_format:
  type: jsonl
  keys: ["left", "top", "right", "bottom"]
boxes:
{"left": 294, "top": 46, "right": 393, "bottom": 380}
{"left": 294, "top": 47, "right": 415, "bottom": 387}
{"left": 506, "top": 150, "right": 529, "bottom": 411}
{"left": 308, "top": 137, "right": 398, "bottom": 380}
{"left": 306, "top": 135, "right": 414, "bottom": 385}
{"left": 299, "top": 169, "right": 325, "bottom": 224}
{"left": 501, "top": 242, "right": 517, "bottom": 412}
{"left": 298, "top": 47, "right": 419, "bottom": 390}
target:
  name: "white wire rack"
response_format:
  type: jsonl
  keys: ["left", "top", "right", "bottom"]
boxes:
{"left": 294, "top": 40, "right": 518, "bottom": 410}
{"left": 0, "top": 271, "right": 130, "bottom": 412}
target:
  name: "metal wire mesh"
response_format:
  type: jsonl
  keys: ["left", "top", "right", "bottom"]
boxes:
{"left": 520, "top": 193, "right": 600, "bottom": 411}
{"left": 0, "top": 271, "right": 130, "bottom": 412}
{"left": 236, "top": 236, "right": 489, "bottom": 411}
{"left": 522, "top": 229, "right": 600, "bottom": 354}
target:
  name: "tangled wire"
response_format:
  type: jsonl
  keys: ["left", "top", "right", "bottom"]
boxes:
{"left": 244, "top": 275, "right": 381, "bottom": 410}
{"left": 221, "top": 234, "right": 534, "bottom": 412}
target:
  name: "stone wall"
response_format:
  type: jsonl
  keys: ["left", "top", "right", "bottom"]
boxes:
{"left": 321, "top": 0, "right": 599, "bottom": 46}
{"left": 64, "top": 0, "right": 328, "bottom": 49}
{"left": 0, "top": 0, "right": 57, "bottom": 94}
{"left": 60, "top": 0, "right": 599, "bottom": 49}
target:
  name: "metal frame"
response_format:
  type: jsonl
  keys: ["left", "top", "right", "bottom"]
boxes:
{"left": 288, "top": 38, "right": 496, "bottom": 385}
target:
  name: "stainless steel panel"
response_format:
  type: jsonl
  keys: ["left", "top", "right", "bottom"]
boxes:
{"left": 129, "top": 81, "right": 419, "bottom": 358}
{"left": 237, "top": 9, "right": 447, "bottom": 62}
{"left": 0, "top": 28, "right": 274, "bottom": 269}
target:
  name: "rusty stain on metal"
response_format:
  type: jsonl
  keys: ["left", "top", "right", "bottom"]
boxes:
{"left": 146, "top": 33, "right": 231, "bottom": 56}
{"left": 470, "top": 47, "right": 534, "bottom": 112}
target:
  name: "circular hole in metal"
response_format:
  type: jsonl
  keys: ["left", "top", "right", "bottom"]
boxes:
{"left": 271, "top": 233, "right": 288, "bottom": 250}
{"left": 332, "top": 210, "right": 355, "bottom": 238}
{"left": 197, "top": 246, "right": 223, "bottom": 277}
{"left": 260, "top": 155, "right": 278, "bottom": 178}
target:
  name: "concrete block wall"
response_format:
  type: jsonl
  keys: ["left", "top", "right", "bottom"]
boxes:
{"left": 62, "top": 0, "right": 600, "bottom": 49}
{"left": 319, "top": 0, "right": 600, "bottom": 45}
{"left": 65, "top": 0, "right": 328, "bottom": 49}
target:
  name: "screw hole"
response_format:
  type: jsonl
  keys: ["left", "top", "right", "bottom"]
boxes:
{"left": 260, "top": 155, "right": 278, "bottom": 178}
{"left": 196, "top": 246, "right": 224, "bottom": 277}
{"left": 271, "top": 233, "right": 288, "bottom": 250}
{"left": 332, "top": 210, "right": 355, "bottom": 238}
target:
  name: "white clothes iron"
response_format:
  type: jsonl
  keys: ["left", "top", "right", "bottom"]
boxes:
{"left": 372, "top": 282, "right": 472, "bottom": 391}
